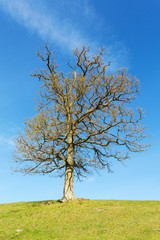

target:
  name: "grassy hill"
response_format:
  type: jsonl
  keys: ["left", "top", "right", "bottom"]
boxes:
{"left": 0, "top": 199, "right": 160, "bottom": 239}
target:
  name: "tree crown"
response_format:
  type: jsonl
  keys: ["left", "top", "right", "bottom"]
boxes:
{"left": 14, "top": 45, "right": 149, "bottom": 180}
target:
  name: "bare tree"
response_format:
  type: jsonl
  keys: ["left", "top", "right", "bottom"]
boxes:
{"left": 14, "top": 45, "right": 149, "bottom": 201}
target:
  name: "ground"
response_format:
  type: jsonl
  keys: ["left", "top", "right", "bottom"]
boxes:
{"left": 0, "top": 199, "right": 160, "bottom": 239}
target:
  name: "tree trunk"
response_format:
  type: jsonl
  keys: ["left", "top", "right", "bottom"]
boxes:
{"left": 61, "top": 162, "right": 76, "bottom": 202}
{"left": 61, "top": 129, "right": 76, "bottom": 202}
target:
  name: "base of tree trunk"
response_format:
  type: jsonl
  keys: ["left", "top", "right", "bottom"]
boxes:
{"left": 61, "top": 192, "right": 77, "bottom": 202}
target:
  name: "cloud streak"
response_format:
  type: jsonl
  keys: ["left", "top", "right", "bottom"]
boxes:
{"left": 0, "top": 0, "right": 129, "bottom": 68}
{"left": 0, "top": 0, "right": 88, "bottom": 50}
{"left": 0, "top": 134, "right": 15, "bottom": 149}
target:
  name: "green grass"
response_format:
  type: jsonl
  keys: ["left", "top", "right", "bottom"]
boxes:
{"left": 0, "top": 199, "right": 160, "bottom": 239}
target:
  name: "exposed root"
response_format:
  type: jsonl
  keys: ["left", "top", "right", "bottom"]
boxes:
{"left": 61, "top": 194, "right": 77, "bottom": 202}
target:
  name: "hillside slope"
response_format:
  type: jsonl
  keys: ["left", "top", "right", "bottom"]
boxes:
{"left": 0, "top": 199, "right": 160, "bottom": 239}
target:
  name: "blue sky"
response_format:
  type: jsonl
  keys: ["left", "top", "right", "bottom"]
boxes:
{"left": 0, "top": 0, "right": 159, "bottom": 204}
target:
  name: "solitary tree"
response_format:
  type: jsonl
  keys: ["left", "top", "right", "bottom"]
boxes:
{"left": 14, "top": 45, "right": 149, "bottom": 201}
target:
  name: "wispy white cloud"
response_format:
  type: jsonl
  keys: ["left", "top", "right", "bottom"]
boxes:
{"left": 59, "top": 0, "right": 96, "bottom": 23}
{"left": 87, "top": 177, "right": 95, "bottom": 182}
{"left": 0, "top": 123, "right": 19, "bottom": 150}
{"left": 0, "top": 0, "right": 129, "bottom": 69}
{"left": 108, "top": 42, "right": 130, "bottom": 71}
{"left": 0, "top": 134, "right": 15, "bottom": 149}
{"left": 0, "top": 0, "right": 87, "bottom": 50}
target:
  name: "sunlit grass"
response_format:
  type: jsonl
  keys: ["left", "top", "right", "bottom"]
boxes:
{"left": 0, "top": 199, "right": 160, "bottom": 239}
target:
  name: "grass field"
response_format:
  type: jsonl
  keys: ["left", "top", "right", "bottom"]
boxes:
{"left": 0, "top": 199, "right": 160, "bottom": 239}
